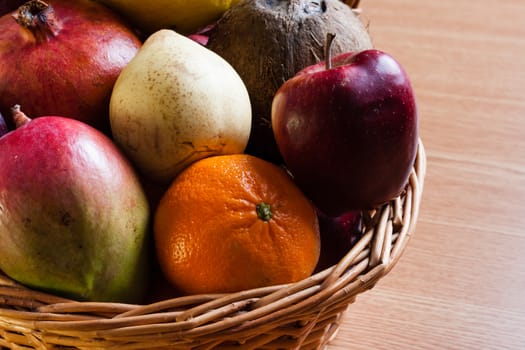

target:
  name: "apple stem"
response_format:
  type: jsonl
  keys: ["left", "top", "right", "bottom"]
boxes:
{"left": 325, "top": 33, "right": 336, "bottom": 70}
{"left": 11, "top": 105, "right": 32, "bottom": 129}
{"left": 12, "top": 0, "right": 62, "bottom": 43}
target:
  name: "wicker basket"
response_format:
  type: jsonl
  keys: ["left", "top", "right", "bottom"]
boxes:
{"left": 0, "top": 140, "right": 426, "bottom": 350}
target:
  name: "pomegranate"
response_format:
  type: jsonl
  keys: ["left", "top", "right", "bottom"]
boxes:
{"left": 0, "top": 0, "right": 142, "bottom": 133}
{"left": 0, "top": 106, "right": 150, "bottom": 302}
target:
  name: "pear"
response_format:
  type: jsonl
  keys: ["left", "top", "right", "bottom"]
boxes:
{"left": 94, "top": 0, "right": 241, "bottom": 35}
{"left": 109, "top": 29, "right": 251, "bottom": 184}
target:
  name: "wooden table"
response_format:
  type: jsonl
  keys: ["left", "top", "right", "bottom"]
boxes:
{"left": 328, "top": 1, "right": 525, "bottom": 349}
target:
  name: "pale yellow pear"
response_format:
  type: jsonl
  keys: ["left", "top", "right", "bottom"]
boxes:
{"left": 109, "top": 30, "right": 252, "bottom": 184}
{"left": 95, "top": 0, "right": 241, "bottom": 35}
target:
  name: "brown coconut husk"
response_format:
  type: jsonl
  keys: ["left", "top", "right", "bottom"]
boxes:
{"left": 206, "top": 0, "right": 373, "bottom": 163}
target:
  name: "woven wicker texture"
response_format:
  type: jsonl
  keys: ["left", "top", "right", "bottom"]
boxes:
{"left": 0, "top": 141, "right": 426, "bottom": 350}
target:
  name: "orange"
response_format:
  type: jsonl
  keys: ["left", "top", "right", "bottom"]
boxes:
{"left": 153, "top": 154, "right": 320, "bottom": 295}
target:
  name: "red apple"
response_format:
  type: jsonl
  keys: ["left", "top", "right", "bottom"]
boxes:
{"left": 315, "top": 210, "right": 363, "bottom": 272}
{"left": 272, "top": 41, "right": 418, "bottom": 216}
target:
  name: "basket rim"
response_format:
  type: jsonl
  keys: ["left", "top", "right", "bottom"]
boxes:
{"left": 0, "top": 139, "right": 427, "bottom": 349}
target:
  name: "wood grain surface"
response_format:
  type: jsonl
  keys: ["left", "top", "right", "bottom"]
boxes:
{"left": 327, "top": 0, "right": 525, "bottom": 349}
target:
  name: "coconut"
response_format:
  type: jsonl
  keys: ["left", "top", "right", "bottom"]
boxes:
{"left": 206, "top": 0, "right": 373, "bottom": 163}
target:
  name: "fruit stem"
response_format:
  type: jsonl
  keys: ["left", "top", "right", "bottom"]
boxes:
{"left": 11, "top": 105, "right": 32, "bottom": 128}
{"left": 325, "top": 33, "right": 336, "bottom": 70}
{"left": 256, "top": 202, "right": 273, "bottom": 222}
{"left": 12, "top": 0, "right": 62, "bottom": 42}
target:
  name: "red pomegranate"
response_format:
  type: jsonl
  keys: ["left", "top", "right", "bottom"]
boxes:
{"left": 0, "top": 0, "right": 142, "bottom": 133}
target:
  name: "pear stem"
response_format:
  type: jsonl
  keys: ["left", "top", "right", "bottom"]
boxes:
{"left": 325, "top": 33, "right": 336, "bottom": 70}
{"left": 11, "top": 105, "right": 32, "bottom": 128}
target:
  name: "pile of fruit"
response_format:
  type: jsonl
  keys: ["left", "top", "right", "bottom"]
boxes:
{"left": 0, "top": 0, "right": 418, "bottom": 304}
